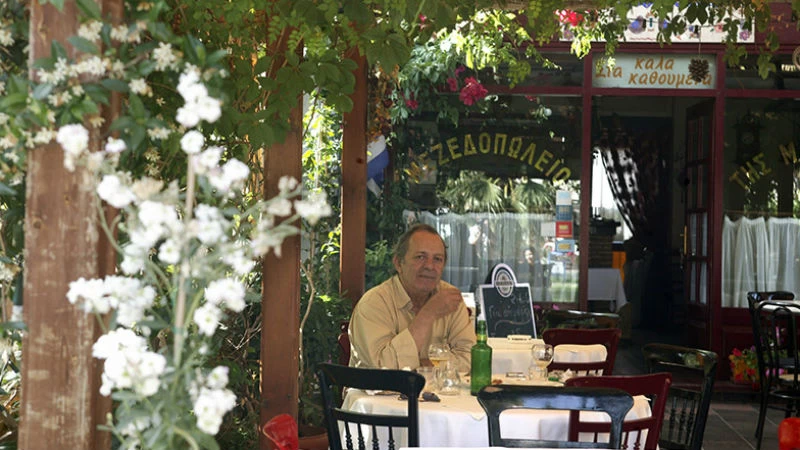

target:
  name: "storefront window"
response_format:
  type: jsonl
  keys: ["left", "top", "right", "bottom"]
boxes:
{"left": 398, "top": 95, "right": 582, "bottom": 304}
{"left": 722, "top": 98, "right": 800, "bottom": 307}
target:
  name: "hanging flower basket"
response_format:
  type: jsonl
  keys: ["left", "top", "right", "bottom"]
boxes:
{"left": 729, "top": 347, "right": 759, "bottom": 390}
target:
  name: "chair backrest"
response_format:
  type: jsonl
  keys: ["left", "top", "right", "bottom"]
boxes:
{"left": 753, "top": 300, "right": 800, "bottom": 393}
{"left": 543, "top": 328, "right": 622, "bottom": 375}
{"left": 543, "top": 309, "right": 621, "bottom": 331}
{"left": 338, "top": 320, "right": 351, "bottom": 366}
{"left": 565, "top": 373, "right": 673, "bottom": 450}
{"left": 477, "top": 384, "right": 634, "bottom": 448}
{"left": 641, "top": 343, "right": 718, "bottom": 450}
{"left": 316, "top": 363, "right": 425, "bottom": 450}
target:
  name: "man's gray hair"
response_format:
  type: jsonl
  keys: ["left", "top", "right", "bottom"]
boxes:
{"left": 393, "top": 223, "right": 448, "bottom": 262}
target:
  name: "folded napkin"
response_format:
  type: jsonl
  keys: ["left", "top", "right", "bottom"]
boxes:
{"left": 553, "top": 344, "right": 607, "bottom": 362}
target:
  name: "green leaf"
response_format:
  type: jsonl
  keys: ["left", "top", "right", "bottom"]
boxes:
{"left": 0, "top": 183, "right": 17, "bottom": 197}
{"left": 75, "top": 0, "right": 101, "bottom": 20}
{"left": 49, "top": 0, "right": 65, "bottom": 11}
{"left": 128, "top": 94, "right": 146, "bottom": 118}
{"left": 110, "top": 116, "right": 136, "bottom": 132}
{"left": 68, "top": 36, "right": 99, "bottom": 54}
{"left": 0, "top": 93, "right": 28, "bottom": 109}
{"left": 101, "top": 78, "right": 130, "bottom": 93}
{"left": 129, "top": 125, "right": 147, "bottom": 151}
{"left": 50, "top": 41, "right": 68, "bottom": 60}
{"left": 31, "top": 83, "right": 54, "bottom": 101}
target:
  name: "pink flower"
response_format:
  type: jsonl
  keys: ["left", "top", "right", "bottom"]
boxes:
{"left": 446, "top": 77, "right": 459, "bottom": 92}
{"left": 454, "top": 65, "right": 465, "bottom": 76}
{"left": 556, "top": 10, "right": 583, "bottom": 27}
{"left": 405, "top": 98, "right": 419, "bottom": 110}
{"left": 459, "top": 77, "right": 488, "bottom": 106}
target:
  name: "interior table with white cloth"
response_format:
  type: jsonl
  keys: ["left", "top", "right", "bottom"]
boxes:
{"left": 341, "top": 375, "right": 651, "bottom": 450}
{"left": 488, "top": 337, "right": 608, "bottom": 374}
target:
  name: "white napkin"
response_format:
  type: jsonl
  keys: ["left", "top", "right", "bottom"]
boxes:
{"left": 488, "top": 337, "right": 545, "bottom": 350}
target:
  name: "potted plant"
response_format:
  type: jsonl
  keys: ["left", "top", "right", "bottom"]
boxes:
{"left": 729, "top": 346, "right": 759, "bottom": 389}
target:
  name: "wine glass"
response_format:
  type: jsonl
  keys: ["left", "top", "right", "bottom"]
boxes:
{"left": 529, "top": 343, "right": 554, "bottom": 381}
{"left": 428, "top": 341, "right": 451, "bottom": 368}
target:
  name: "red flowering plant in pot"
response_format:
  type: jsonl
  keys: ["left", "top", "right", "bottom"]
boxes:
{"left": 729, "top": 346, "right": 759, "bottom": 389}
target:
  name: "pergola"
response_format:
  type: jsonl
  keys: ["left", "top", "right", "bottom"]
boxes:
{"left": 20, "top": 2, "right": 367, "bottom": 449}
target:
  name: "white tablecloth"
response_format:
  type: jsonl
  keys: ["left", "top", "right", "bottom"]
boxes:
{"left": 488, "top": 338, "right": 608, "bottom": 374}
{"left": 587, "top": 268, "right": 628, "bottom": 312}
{"left": 343, "top": 385, "right": 650, "bottom": 449}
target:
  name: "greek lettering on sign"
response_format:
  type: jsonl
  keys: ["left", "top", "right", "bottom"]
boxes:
{"left": 420, "top": 132, "right": 572, "bottom": 182}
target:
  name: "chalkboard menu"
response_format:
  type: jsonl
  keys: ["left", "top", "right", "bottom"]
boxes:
{"left": 476, "top": 263, "right": 537, "bottom": 338}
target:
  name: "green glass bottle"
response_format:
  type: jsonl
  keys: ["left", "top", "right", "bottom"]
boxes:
{"left": 470, "top": 320, "right": 492, "bottom": 396}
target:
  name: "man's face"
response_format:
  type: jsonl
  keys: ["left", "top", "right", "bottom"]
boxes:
{"left": 394, "top": 231, "right": 446, "bottom": 298}
{"left": 525, "top": 249, "right": 534, "bottom": 263}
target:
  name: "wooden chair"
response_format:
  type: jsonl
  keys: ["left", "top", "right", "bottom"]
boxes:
{"left": 337, "top": 320, "right": 351, "bottom": 365}
{"left": 316, "top": 363, "right": 425, "bottom": 450}
{"left": 641, "top": 343, "right": 718, "bottom": 450}
{"left": 543, "top": 309, "right": 621, "bottom": 331}
{"left": 565, "top": 373, "right": 673, "bottom": 450}
{"left": 543, "top": 328, "right": 622, "bottom": 375}
{"left": 477, "top": 384, "right": 634, "bottom": 448}
{"left": 750, "top": 299, "right": 800, "bottom": 450}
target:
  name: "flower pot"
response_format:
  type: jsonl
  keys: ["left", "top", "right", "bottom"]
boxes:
{"left": 298, "top": 425, "right": 328, "bottom": 450}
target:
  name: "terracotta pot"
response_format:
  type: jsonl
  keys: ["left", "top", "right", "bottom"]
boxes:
{"left": 298, "top": 425, "right": 328, "bottom": 450}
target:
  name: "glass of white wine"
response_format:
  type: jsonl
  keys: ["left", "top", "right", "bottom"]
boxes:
{"left": 428, "top": 341, "right": 451, "bottom": 392}
{"left": 529, "top": 343, "right": 554, "bottom": 381}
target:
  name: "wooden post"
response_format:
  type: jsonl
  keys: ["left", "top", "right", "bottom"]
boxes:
{"left": 260, "top": 102, "right": 303, "bottom": 450}
{"left": 340, "top": 49, "right": 368, "bottom": 306}
{"left": 20, "top": 1, "right": 118, "bottom": 447}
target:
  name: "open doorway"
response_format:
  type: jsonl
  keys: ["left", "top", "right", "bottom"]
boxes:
{"left": 590, "top": 96, "right": 712, "bottom": 338}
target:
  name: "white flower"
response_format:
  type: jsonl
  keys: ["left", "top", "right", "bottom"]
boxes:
{"left": 129, "top": 78, "right": 152, "bottom": 96}
{"left": 193, "top": 387, "right": 237, "bottom": 435}
{"left": 204, "top": 278, "right": 246, "bottom": 312}
{"left": 193, "top": 303, "right": 222, "bottom": 336}
{"left": 196, "top": 96, "right": 222, "bottom": 123}
{"left": 278, "top": 176, "right": 299, "bottom": 193}
{"left": 294, "top": 191, "right": 333, "bottom": 225}
{"left": 192, "top": 204, "right": 227, "bottom": 244}
{"left": 105, "top": 137, "right": 126, "bottom": 153}
{"left": 0, "top": 29, "right": 14, "bottom": 47}
{"left": 110, "top": 24, "right": 129, "bottom": 42}
{"left": 176, "top": 106, "right": 200, "bottom": 128}
{"left": 152, "top": 42, "right": 178, "bottom": 71}
{"left": 97, "top": 175, "right": 136, "bottom": 208}
{"left": 120, "top": 243, "right": 147, "bottom": 275}
{"left": 56, "top": 124, "right": 89, "bottom": 171}
{"left": 67, "top": 277, "right": 111, "bottom": 314}
{"left": 208, "top": 159, "right": 249, "bottom": 194}
{"left": 207, "top": 366, "right": 229, "bottom": 390}
{"left": 180, "top": 130, "right": 205, "bottom": 155}
{"left": 77, "top": 20, "right": 103, "bottom": 42}
{"left": 130, "top": 177, "right": 164, "bottom": 200}
{"left": 92, "top": 328, "right": 146, "bottom": 359}
{"left": 158, "top": 239, "right": 180, "bottom": 264}
{"left": 266, "top": 198, "right": 293, "bottom": 217}
{"left": 193, "top": 146, "right": 222, "bottom": 174}
{"left": 147, "top": 127, "right": 171, "bottom": 140}
{"left": 222, "top": 248, "right": 254, "bottom": 276}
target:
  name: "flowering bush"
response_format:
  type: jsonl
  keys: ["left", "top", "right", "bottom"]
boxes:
{"left": 729, "top": 346, "right": 759, "bottom": 387}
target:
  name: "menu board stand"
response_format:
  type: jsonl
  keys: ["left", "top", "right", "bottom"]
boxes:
{"left": 475, "top": 263, "right": 537, "bottom": 338}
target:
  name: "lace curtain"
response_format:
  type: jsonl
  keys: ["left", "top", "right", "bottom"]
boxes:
{"left": 722, "top": 216, "right": 800, "bottom": 307}
{"left": 405, "top": 210, "right": 578, "bottom": 303}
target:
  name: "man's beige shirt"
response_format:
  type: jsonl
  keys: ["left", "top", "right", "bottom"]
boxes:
{"left": 348, "top": 275, "right": 476, "bottom": 369}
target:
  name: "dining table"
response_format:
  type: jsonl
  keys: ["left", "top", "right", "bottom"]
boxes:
{"left": 488, "top": 337, "right": 608, "bottom": 374}
{"left": 341, "top": 374, "right": 651, "bottom": 450}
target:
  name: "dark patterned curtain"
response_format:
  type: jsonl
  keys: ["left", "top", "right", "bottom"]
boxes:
{"left": 594, "top": 121, "right": 666, "bottom": 250}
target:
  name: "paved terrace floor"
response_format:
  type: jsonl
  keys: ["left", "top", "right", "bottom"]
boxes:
{"left": 615, "top": 327, "right": 782, "bottom": 450}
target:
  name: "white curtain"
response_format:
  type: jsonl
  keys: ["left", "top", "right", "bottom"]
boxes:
{"left": 722, "top": 216, "right": 799, "bottom": 307}
{"left": 405, "top": 211, "right": 576, "bottom": 302}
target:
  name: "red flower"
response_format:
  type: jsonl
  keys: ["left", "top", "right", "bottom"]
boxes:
{"left": 405, "top": 97, "right": 419, "bottom": 110}
{"left": 262, "top": 414, "right": 299, "bottom": 450}
{"left": 446, "top": 77, "right": 459, "bottom": 92}
{"left": 459, "top": 77, "right": 488, "bottom": 106}
{"left": 556, "top": 9, "right": 584, "bottom": 27}
{"left": 454, "top": 65, "right": 465, "bottom": 76}
{"left": 419, "top": 14, "right": 427, "bottom": 22}
{"left": 732, "top": 348, "right": 743, "bottom": 357}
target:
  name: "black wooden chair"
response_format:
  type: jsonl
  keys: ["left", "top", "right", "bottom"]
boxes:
{"left": 543, "top": 328, "right": 622, "bottom": 376}
{"left": 565, "top": 373, "right": 672, "bottom": 450}
{"left": 750, "top": 297, "right": 800, "bottom": 450}
{"left": 641, "top": 343, "right": 718, "bottom": 450}
{"left": 316, "top": 363, "right": 426, "bottom": 450}
{"left": 477, "top": 384, "right": 634, "bottom": 448}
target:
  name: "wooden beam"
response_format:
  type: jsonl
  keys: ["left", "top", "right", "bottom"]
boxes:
{"left": 20, "top": 1, "right": 117, "bottom": 447}
{"left": 340, "top": 49, "right": 368, "bottom": 306}
{"left": 260, "top": 102, "right": 303, "bottom": 449}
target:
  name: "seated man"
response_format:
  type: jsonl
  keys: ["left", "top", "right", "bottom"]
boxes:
{"left": 349, "top": 223, "right": 476, "bottom": 369}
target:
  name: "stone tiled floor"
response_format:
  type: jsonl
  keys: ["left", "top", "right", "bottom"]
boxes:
{"left": 616, "top": 327, "right": 786, "bottom": 450}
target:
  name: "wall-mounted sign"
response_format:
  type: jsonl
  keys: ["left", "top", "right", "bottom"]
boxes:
{"left": 556, "top": 239, "right": 575, "bottom": 253}
{"left": 593, "top": 54, "right": 716, "bottom": 90}
{"left": 556, "top": 221, "right": 573, "bottom": 238}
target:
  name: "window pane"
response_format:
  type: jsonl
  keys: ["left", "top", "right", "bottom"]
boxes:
{"left": 399, "top": 95, "right": 582, "bottom": 304}
{"left": 721, "top": 98, "right": 800, "bottom": 308}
